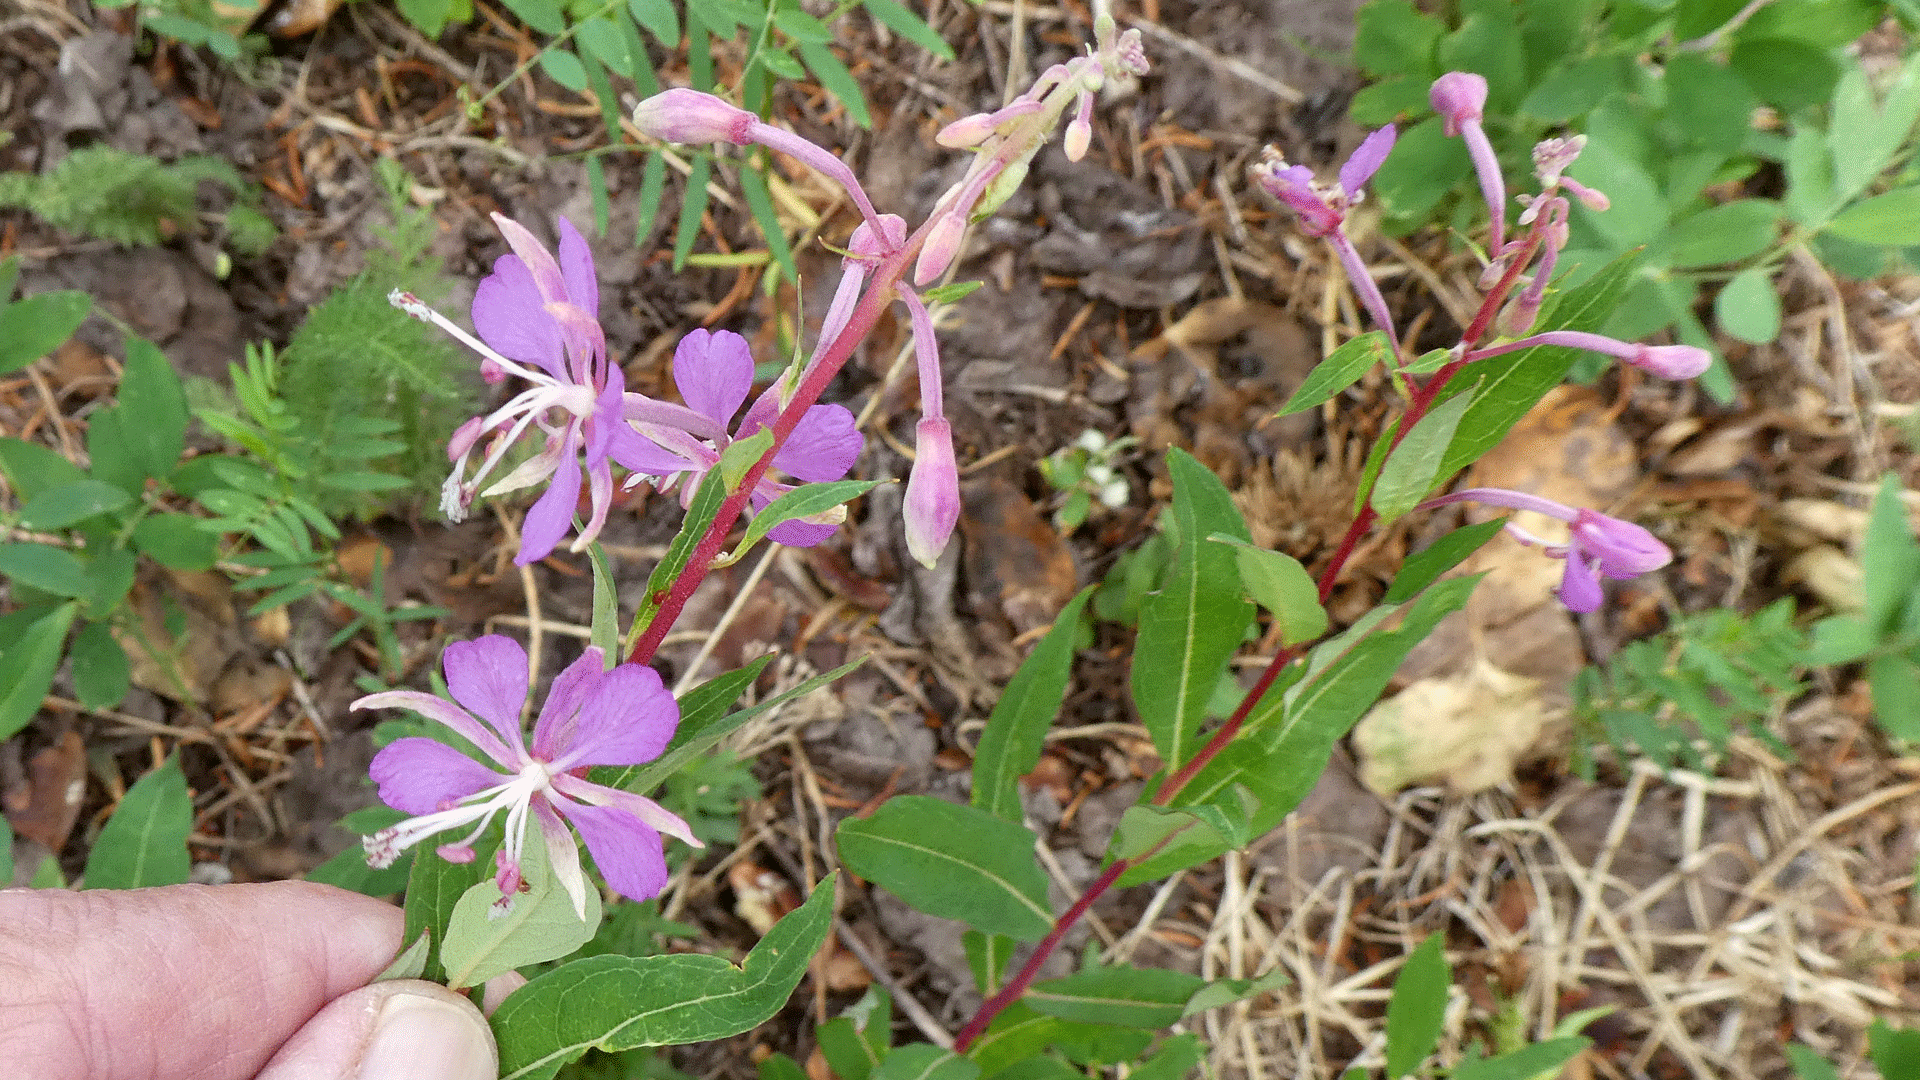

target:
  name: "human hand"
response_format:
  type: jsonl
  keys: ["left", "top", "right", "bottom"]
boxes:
{"left": 0, "top": 880, "right": 498, "bottom": 1080}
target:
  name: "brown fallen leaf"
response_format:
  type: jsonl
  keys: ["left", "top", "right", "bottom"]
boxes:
{"left": 960, "top": 476, "right": 1078, "bottom": 635}
{"left": 3, "top": 731, "right": 88, "bottom": 851}
{"left": 1352, "top": 659, "right": 1560, "bottom": 795}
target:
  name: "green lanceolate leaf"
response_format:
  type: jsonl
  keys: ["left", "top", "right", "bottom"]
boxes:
{"left": 737, "top": 479, "right": 883, "bottom": 553}
{"left": 0, "top": 437, "right": 86, "bottom": 500}
{"left": 836, "top": 796, "right": 1053, "bottom": 941}
{"left": 69, "top": 620, "right": 129, "bottom": 709}
{"left": 1277, "top": 331, "right": 1390, "bottom": 416}
{"left": 672, "top": 153, "right": 714, "bottom": 271}
{"left": 1109, "top": 802, "right": 1249, "bottom": 869}
{"left": 1384, "top": 935, "right": 1450, "bottom": 1078}
{"left": 1382, "top": 519, "right": 1504, "bottom": 604}
{"left": 441, "top": 834, "right": 602, "bottom": 988}
{"left": 1132, "top": 450, "right": 1255, "bottom": 768}
{"left": 1025, "top": 966, "right": 1206, "bottom": 1029}
{"left": 972, "top": 586, "right": 1094, "bottom": 821}
{"left": 0, "top": 602, "right": 78, "bottom": 740}
{"left": 1451, "top": 1038, "right": 1592, "bottom": 1080}
{"left": 116, "top": 336, "right": 190, "bottom": 480}
{"left": 858, "top": 0, "right": 955, "bottom": 60}
{"left": 740, "top": 159, "right": 799, "bottom": 284}
{"left": 403, "top": 826, "right": 499, "bottom": 984}
{"left": 1208, "top": 535, "right": 1327, "bottom": 646}
{"left": 492, "top": 877, "right": 837, "bottom": 1079}
{"left": 873, "top": 1046, "right": 979, "bottom": 1080}
{"left": 18, "top": 479, "right": 131, "bottom": 530}
{"left": 0, "top": 289, "right": 90, "bottom": 375}
{"left": 83, "top": 755, "right": 192, "bottom": 889}
{"left": 1827, "top": 187, "right": 1920, "bottom": 247}
{"left": 1371, "top": 390, "right": 1472, "bottom": 524}
{"left": 0, "top": 542, "right": 91, "bottom": 598}
{"left": 587, "top": 541, "right": 620, "bottom": 661}
{"left": 628, "top": 468, "right": 727, "bottom": 650}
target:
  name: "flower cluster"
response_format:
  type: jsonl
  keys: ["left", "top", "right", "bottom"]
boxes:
{"left": 356, "top": 635, "right": 699, "bottom": 916}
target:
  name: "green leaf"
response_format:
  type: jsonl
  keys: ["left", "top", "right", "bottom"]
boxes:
{"left": 404, "top": 825, "right": 499, "bottom": 984}
{"left": 396, "top": 0, "right": 454, "bottom": 37}
{"left": 1132, "top": 450, "right": 1256, "bottom": 767}
{"left": 1353, "top": 0, "right": 1442, "bottom": 76}
{"left": 1451, "top": 1038, "right": 1591, "bottom": 1080}
{"left": 627, "top": 0, "right": 677, "bottom": 43}
{"left": 86, "top": 407, "right": 143, "bottom": 496}
{"left": 587, "top": 541, "right": 620, "bottom": 660}
{"left": 1025, "top": 966, "right": 1205, "bottom": 1029}
{"left": 1868, "top": 656, "right": 1920, "bottom": 742}
{"left": 972, "top": 587, "right": 1093, "bottom": 821}
{"left": 539, "top": 48, "right": 589, "bottom": 93}
{"left": 441, "top": 833, "right": 603, "bottom": 987}
{"left": 83, "top": 755, "right": 192, "bottom": 889}
{"left": 1109, "top": 802, "right": 1249, "bottom": 873}
{"left": 1371, "top": 391, "right": 1472, "bottom": 524}
{"left": 740, "top": 160, "right": 800, "bottom": 284}
{"left": 836, "top": 796, "right": 1053, "bottom": 941}
{"left": 1809, "top": 615, "right": 1876, "bottom": 665}
{"left": 1277, "top": 332, "right": 1390, "bottom": 416}
{"left": 858, "top": 0, "right": 955, "bottom": 60}
{"left": 132, "top": 513, "right": 218, "bottom": 571}
{"left": 1785, "top": 1044, "right": 1841, "bottom": 1080}
{"left": 1729, "top": 36, "right": 1841, "bottom": 112}
{"left": 117, "top": 337, "right": 190, "bottom": 480}
{"left": 799, "top": 43, "right": 873, "bottom": 128}
{"left": 18, "top": 479, "right": 131, "bottom": 530}
{"left": 0, "top": 437, "right": 86, "bottom": 500}
{"left": 0, "top": 602, "right": 78, "bottom": 740}
{"left": 499, "top": 0, "right": 562, "bottom": 33}
{"left": 0, "top": 543, "right": 92, "bottom": 597}
{"left": 1209, "top": 535, "right": 1327, "bottom": 646}
{"left": 817, "top": 988, "right": 890, "bottom": 1080}
{"left": 1862, "top": 474, "right": 1920, "bottom": 636}
{"left": 70, "top": 620, "right": 129, "bottom": 709}
{"left": 1384, "top": 935, "right": 1449, "bottom": 1078}
{"left": 873, "top": 1046, "right": 979, "bottom": 1080}
{"left": 738, "top": 479, "right": 882, "bottom": 552}
{"left": 1870, "top": 1021, "right": 1920, "bottom": 1079}
{"left": 1665, "top": 200, "right": 1781, "bottom": 269}
{"left": 672, "top": 153, "right": 714, "bottom": 271}
{"left": 1715, "top": 266, "right": 1781, "bottom": 345}
{"left": 921, "top": 280, "right": 984, "bottom": 305}
{"left": 1437, "top": 250, "right": 1641, "bottom": 480}
{"left": 1827, "top": 187, "right": 1920, "bottom": 247}
{"left": 307, "top": 808, "right": 414, "bottom": 896}
{"left": 0, "top": 815, "right": 12, "bottom": 883}
{"left": 492, "top": 877, "right": 835, "bottom": 1079}
{"left": 718, "top": 428, "right": 775, "bottom": 491}
{"left": 628, "top": 468, "right": 726, "bottom": 648}
{"left": 0, "top": 290, "right": 90, "bottom": 375}
{"left": 1129, "top": 1035, "right": 1205, "bottom": 1080}
{"left": 963, "top": 932, "right": 1012, "bottom": 995}
{"left": 1383, "top": 519, "right": 1504, "bottom": 605}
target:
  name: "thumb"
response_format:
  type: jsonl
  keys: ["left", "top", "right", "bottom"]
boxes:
{"left": 255, "top": 979, "right": 498, "bottom": 1080}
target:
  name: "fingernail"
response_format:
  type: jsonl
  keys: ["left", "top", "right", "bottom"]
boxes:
{"left": 359, "top": 992, "right": 497, "bottom": 1080}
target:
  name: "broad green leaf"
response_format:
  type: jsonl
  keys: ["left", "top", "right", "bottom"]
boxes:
{"left": 1809, "top": 615, "right": 1875, "bottom": 665}
{"left": 132, "top": 513, "right": 218, "bottom": 571}
{"left": 538, "top": 49, "right": 588, "bottom": 93}
{"left": 404, "top": 825, "right": 499, "bottom": 984}
{"left": 1132, "top": 450, "right": 1255, "bottom": 767}
{"left": 83, "top": 755, "right": 192, "bottom": 889}
{"left": 1665, "top": 200, "right": 1781, "bottom": 269}
{"left": 1785, "top": 126, "right": 1838, "bottom": 227}
{"left": 1729, "top": 37, "right": 1841, "bottom": 112}
{"left": 1827, "top": 187, "right": 1920, "bottom": 247}
{"left": 1785, "top": 1044, "right": 1841, "bottom": 1080}
{"left": 0, "top": 542, "right": 91, "bottom": 597}
{"left": 1353, "top": 0, "right": 1442, "bottom": 76}
{"left": 86, "top": 407, "right": 143, "bottom": 496}
{"left": 1385, "top": 935, "right": 1449, "bottom": 1078}
{"left": 0, "top": 437, "right": 86, "bottom": 500}
{"left": 18, "top": 479, "right": 131, "bottom": 530}
{"left": 873, "top": 1046, "right": 979, "bottom": 1080}
{"left": 972, "top": 587, "right": 1093, "bottom": 821}
{"left": 396, "top": 0, "right": 453, "bottom": 37}
{"left": 627, "top": 0, "right": 677, "bottom": 44}
{"left": 117, "top": 337, "right": 189, "bottom": 480}
{"left": 0, "top": 602, "right": 78, "bottom": 740}
{"left": 1663, "top": 53, "right": 1756, "bottom": 156}
{"left": 1026, "top": 966, "right": 1205, "bottom": 1029}
{"left": 1870, "top": 1020, "right": 1920, "bottom": 1079}
{"left": 1208, "top": 535, "right": 1325, "bottom": 645}
{"left": 1130, "top": 1035, "right": 1204, "bottom": 1080}
{"left": 1277, "top": 332, "right": 1389, "bottom": 416}
{"left": 498, "top": 0, "right": 561, "bottom": 33}
{"left": 1862, "top": 474, "right": 1919, "bottom": 636}
{"left": 799, "top": 43, "right": 872, "bottom": 128}
{"left": 70, "top": 620, "right": 129, "bottom": 709}
{"left": 1715, "top": 266, "right": 1782, "bottom": 344}
{"left": 84, "top": 546, "right": 136, "bottom": 613}
{"left": 858, "top": 0, "right": 955, "bottom": 60}
{"left": 1109, "top": 802, "right": 1249, "bottom": 877}
{"left": 738, "top": 479, "right": 883, "bottom": 552}
{"left": 836, "top": 796, "right": 1052, "bottom": 941}
{"left": 817, "top": 988, "right": 890, "bottom": 1080}
{"left": 1371, "top": 391, "right": 1472, "bottom": 524}
{"left": 0, "top": 290, "right": 90, "bottom": 375}
{"left": 492, "top": 877, "right": 835, "bottom": 1079}
{"left": 441, "top": 834, "right": 602, "bottom": 987}
{"left": 1436, "top": 250, "right": 1640, "bottom": 480}
{"left": 1382, "top": 519, "right": 1503, "bottom": 605}
{"left": 1451, "top": 1038, "right": 1592, "bottom": 1080}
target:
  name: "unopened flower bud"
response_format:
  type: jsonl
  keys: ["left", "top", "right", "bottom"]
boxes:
{"left": 631, "top": 88, "right": 754, "bottom": 146}
{"left": 904, "top": 417, "right": 960, "bottom": 569}
{"left": 1064, "top": 117, "right": 1092, "bottom": 162}
{"left": 480, "top": 358, "right": 508, "bottom": 384}
{"left": 1561, "top": 177, "right": 1610, "bottom": 212}
{"left": 914, "top": 211, "right": 966, "bottom": 286}
{"left": 937, "top": 112, "right": 1000, "bottom": 149}
{"left": 1570, "top": 510, "right": 1673, "bottom": 578}
{"left": 1629, "top": 343, "right": 1712, "bottom": 380}
{"left": 1430, "top": 72, "right": 1488, "bottom": 137}
{"left": 447, "top": 416, "right": 486, "bottom": 461}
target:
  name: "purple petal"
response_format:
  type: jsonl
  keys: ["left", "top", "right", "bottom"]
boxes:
{"left": 1556, "top": 549, "right": 1604, "bottom": 613}
{"left": 1571, "top": 510, "right": 1672, "bottom": 578}
{"left": 516, "top": 429, "right": 582, "bottom": 566}
{"left": 609, "top": 424, "right": 697, "bottom": 476}
{"left": 673, "top": 329, "right": 753, "bottom": 426}
{"left": 1340, "top": 126, "right": 1397, "bottom": 192}
{"left": 556, "top": 216, "right": 598, "bottom": 318}
{"left": 558, "top": 799, "right": 669, "bottom": 903}
{"left": 351, "top": 689, "right": 517, "bottom": 767}
{"left": 531, "top": 646, "right": 607, "bottom": 761}
{"left": 492, "top": 213, "right": 567, "bottom": 304}
{"left": 440, "top": 636, "right": 532, "bottom": 747}
{"left": 544, "top": 663, "right": 679, "bottom": 769}
{"left": 369, "top": 737, "right": 507, "bottom": 814}
{"left": 473, "top": 257, "right": 565, "bottom": 378}
{"left": 552, "top": 775, "right": 700, "bottom": 845}
{"left": 764, "top": 516, "right": 840, "bottom": 547}
{"left": 774, "top": 404, "right": 862, "bottom": 483}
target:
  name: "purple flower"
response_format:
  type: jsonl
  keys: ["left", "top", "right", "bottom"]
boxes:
{"left": 1418, "top": 488, "right": 1673, "bottom": 613}
{"left": 622, "top": 329, "right": 864, "bottom": 546}
{"left": 1431, "top": 72, "right": 1506, "bottom": 256}
{"left": 904, "top": 416, "right": 959, "bottom": 568}
{"left": 1464, "top": 330, "right": 1710, "bottom": 381}
{"left": 355, "top": 635, "right": 700, "bottom": 917}
{"left": 394, "top": 213, "right": 645, "bottom": 565}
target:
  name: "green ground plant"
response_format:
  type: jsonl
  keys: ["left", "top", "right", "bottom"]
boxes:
{"left": 0, "top": 145, "right": 276, "bottom": 258}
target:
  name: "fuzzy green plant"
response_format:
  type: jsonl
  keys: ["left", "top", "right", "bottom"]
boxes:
{"left": 0, "top": 145, "right": 275, "bottom": 255}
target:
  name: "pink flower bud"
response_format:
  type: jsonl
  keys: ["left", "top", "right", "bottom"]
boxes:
{"left": 1628, "top": 344, "right": 1712, "bottom": 380}
{"left": 1430, "top": 72, "right": 1488, "bottom": 137}
{"left": 1570, "top": 509, "right": 1673, "bottom": 578}
{"left": 904, "top": 417, "right": 960, "bottom": 569}
{"left": 631, "top": 88, "right": 755, "bottom": 146}
{"left": 1064, "top": 117, "right": 1092, "bottom": 162}
{"left": 480, "top": 358, "right": 508, "bottom": 384}
{"left": 447, "top": 415, "right": 486, "bottom": 461}
{"left": 1561, "top": 177, "right": 1610, "bottom": 212}
{"left": 914, "top": 211, "right": 966, "bottom": 286}
{"left": 937, "top": 112, "right": 1000, "bottom": 148}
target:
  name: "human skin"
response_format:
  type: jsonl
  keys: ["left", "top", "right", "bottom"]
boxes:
{"left": 0, "top": 880, "right": 497, "bottom": 1080}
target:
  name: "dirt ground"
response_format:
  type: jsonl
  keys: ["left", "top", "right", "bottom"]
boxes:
{"left": 4, "top": 1, "right": 1920, "bottom": 1078}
